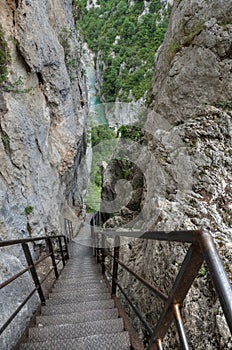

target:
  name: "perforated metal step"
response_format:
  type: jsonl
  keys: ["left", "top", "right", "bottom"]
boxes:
{"left": 55, "top": 276, "right": 104, "bottom": 286}
{"left": 28, "top": 318, "right": 124, "bottom": 342}
{"left": 36, "top": 308, "right": 119, "bottom": 326}
{"left": 61, "top": 265, "right": 100, "bottom": 271}
{"left": 20, "top": 331, "right": 131, "bottom": 350}
{"left": 46, "top": 292, "right": 111, "bottom": 305}
{"left": 59, "top": 273, "right": 102, "bottom": 279}
{"left": 41, "top": 299, "right": 115, "bottom": 316}
{"left": 51, "top": 285, "right": 108, "bottom": 295}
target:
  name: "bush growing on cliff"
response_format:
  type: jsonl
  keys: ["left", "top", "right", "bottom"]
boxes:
{"left": 91, "top": 124, "right": 116, "bottom": 147}
{"left": 0, "top": 25, "right": 11, "bottom": 83}
{"left": 85, "top": 124, "right": 117, "bottom": 211}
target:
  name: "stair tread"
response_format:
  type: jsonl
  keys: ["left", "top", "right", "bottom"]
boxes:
{"left": 36, "top": 308, "right": 119, "bottom": 326}
{"left": 62, "top": 263, "right": 101, "bottom": 273}
{"left": 51, "top": 288, "right": 107, "bottom": 294}
{"left": 41, "top": 299, "right": 115, "bottom": 315}
{"left": 54, "top": 281, "right": 105, "bottom": 289}
{"left": 46, "top": 292, "right": 111, "bottom": 305}
{"left": 29, "top": 319, "right": 124, "bottom": 342}
{"left": 50, "top": 283, "right": 109, "bottom": 296}
{"left": 61, "top": 270, "right": 101, "bottom": 273}
{"left": 56, "top": 276, "right": 104, "bottom": 283}
{"left": 59, "top": 274, "right": 102, "bottom": 280}
{"left": 20, "top": 331, "right": 130, "bottom": 350}
{"left": 59, "top": 274, "right": 102, "bottom": 279}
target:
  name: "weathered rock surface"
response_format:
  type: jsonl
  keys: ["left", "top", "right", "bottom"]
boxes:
{"left": 0, "top": 0, "right": 89, "bottom": 348}
{"left": 101, "top": 0, "right": 232, "bottom": 348}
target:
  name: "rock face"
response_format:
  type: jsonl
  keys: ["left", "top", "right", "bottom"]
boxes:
{"left": 0, "top": 0, "right": 88, "bottom": 348}
{"left": 101, "top": 0, "right": 232, "bottom": 348}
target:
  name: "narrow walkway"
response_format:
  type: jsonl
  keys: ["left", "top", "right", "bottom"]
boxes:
{"left": 20, "top": 224, "right": 131, "bottom": 350}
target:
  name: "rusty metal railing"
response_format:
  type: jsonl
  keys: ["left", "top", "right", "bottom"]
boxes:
{"left": 0, "top": 234, "right": 69, "bottom": 337}
{"left": 91, "top": 217, "right": 232, "bottom": 349}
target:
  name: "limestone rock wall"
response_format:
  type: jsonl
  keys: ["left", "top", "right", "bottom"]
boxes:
{"left": 101, "top": 0, "right": 232, "bottom": 348}
{"left": 0, "top": 0, "right": 88, "bottom": 241}
{"left": 0, "top": 0, "right": 89, "bottom": 348}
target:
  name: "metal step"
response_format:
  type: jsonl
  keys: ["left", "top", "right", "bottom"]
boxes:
{"left": 62, "top": 264, "right": 100, "bottom": 269}
{"left": 36, "top": 308, "right": 119, "bottom": 326}
{"left": 41, "top": 299, "right": 115, "bottom": 315}
{"left": 51, "top": 283, "right": 109, "bottom": 295}
{"left": 46, "top": 292, "right": 111, "bottom": 305}
{"left": 62, "top": 268, "right": 99, "bottom": 273}
{"left": 60, "top": 271, "right": 101, "bottom": 277}
{"left": 65, "top": 262, "right": 96, "bottom": 267}
{"left": 64, "top": 262, "right": 99, "bottom": 264}
{"left": 51, "top": 285, "right": 108, "bottom": 295}
{"left": 28, "top": 318, "right": 124, "bottom": 342}
{"left": 56, "top": 276, "right": 104, "bottom": 283}
{"left": 20, "top": 331, "right": 131, "bottom": 350}
{"left": 54, "top": 279, "right": 105, "bottom": 289}
{"left": 61, "top": 264, "right": 100, "bottom": 270}
{"left": 61, "top": 269, "right": 101, "bottom": 274}
{"left": 63, "top": 264, "right": 100, "bottom": 269}
{"left": 59, "top": 273, "right": 102, "bottom": 279}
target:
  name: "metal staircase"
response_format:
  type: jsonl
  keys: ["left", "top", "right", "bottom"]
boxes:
{"left": 1, "top": 216, "right": 232, "bottom": 350}
{"left": 19, "top": 242, "right": 131, "bottom": 350}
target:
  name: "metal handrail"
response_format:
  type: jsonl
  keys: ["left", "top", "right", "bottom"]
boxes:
{"left": 92, "top": 217, "right": 232, "bottom": 350}
{"left": 0, "top": 234, "right": 69, "bottom": 337}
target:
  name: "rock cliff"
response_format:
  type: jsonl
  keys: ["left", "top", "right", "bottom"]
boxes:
{"left": 0, "top": 0, "right": 88, "bottom": 241}
{"left": 0, "top": 0, "right": 88, "bottom": 348}
{"left": 101, "top": 0, "right": 232, "bottom": 348}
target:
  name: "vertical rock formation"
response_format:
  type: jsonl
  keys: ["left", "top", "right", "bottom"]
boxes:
{"left": 0, "top": 0, "right": 88, "bottom": 240}
{"left": 101, "top": 0, "right": 232, "bottom": 348}
{"left": 0, "top": 1, "right": 89, "bottom": 348}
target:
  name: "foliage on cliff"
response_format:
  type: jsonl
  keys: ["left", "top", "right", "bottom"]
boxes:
{"left": 74, "top": 0, "right": 171, "bottom": 102}
{"left": 85, "top": 124, "right": 117, "bottom": 211}
{"left": 0, "top": 25, "right": 11, "bottom": 83}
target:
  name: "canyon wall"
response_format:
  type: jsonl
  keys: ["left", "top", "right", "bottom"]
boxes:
{"left": 101, "top": 0, "right": 232, "bottom": 348}
{"left": 0, "top": 0, "right": 89, "bottom": 348}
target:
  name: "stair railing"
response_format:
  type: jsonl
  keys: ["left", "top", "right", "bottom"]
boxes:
{"left": 91, "top": 219, "right": 232, "bottom": 350}
{"left": 0, "top": 234, "right": 69, "bottom": 337}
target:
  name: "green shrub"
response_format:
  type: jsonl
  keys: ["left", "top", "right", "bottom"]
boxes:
{"left": 198, "top": 264, "right": 207, "bottom": 277}
{"left": 0, "top": 25, "right": 11, "bottom": 83}
{"left": 25, "top": 206, "right": 34, "bottom": 216}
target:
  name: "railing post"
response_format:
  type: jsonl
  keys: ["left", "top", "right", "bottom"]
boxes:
{"left": 69, "top": 221, "right": 73, "bottom": 240}
{"left": 22, "top": 243, "right": 46, "bottom": 304}
{"left": 148, "top": 244, "right": 204, "bottom": 349}
{"left": 63, "top": 235, "right": 69, "bottom": 260}
{"left": 173, "top": 304, "right": 190, "bottom": 350}
{"left": 101, "top": 234, "right": 106, "bottom": 274}
{"left": 96, "top": 232, "right": 100, "bottom": 264}
{"left": 156, "top": 339, "right": 163, "bottom": 350}
{"left": 199, "top": 231, "right": 232, "bottom": 334}
{"left": 64, "top": 219, "right": 69, "bottom": 242}
{"left": 112, "top": 235, "right": 120, "bottom": 296}
{"left": 46, "top": 237, "right": 59, "bottom": 279}
{"left": 58, "top": 236, "right": 65, "bottom": 267}
{"left": 91, "top": 223, "right": 96, "bottom": 257}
